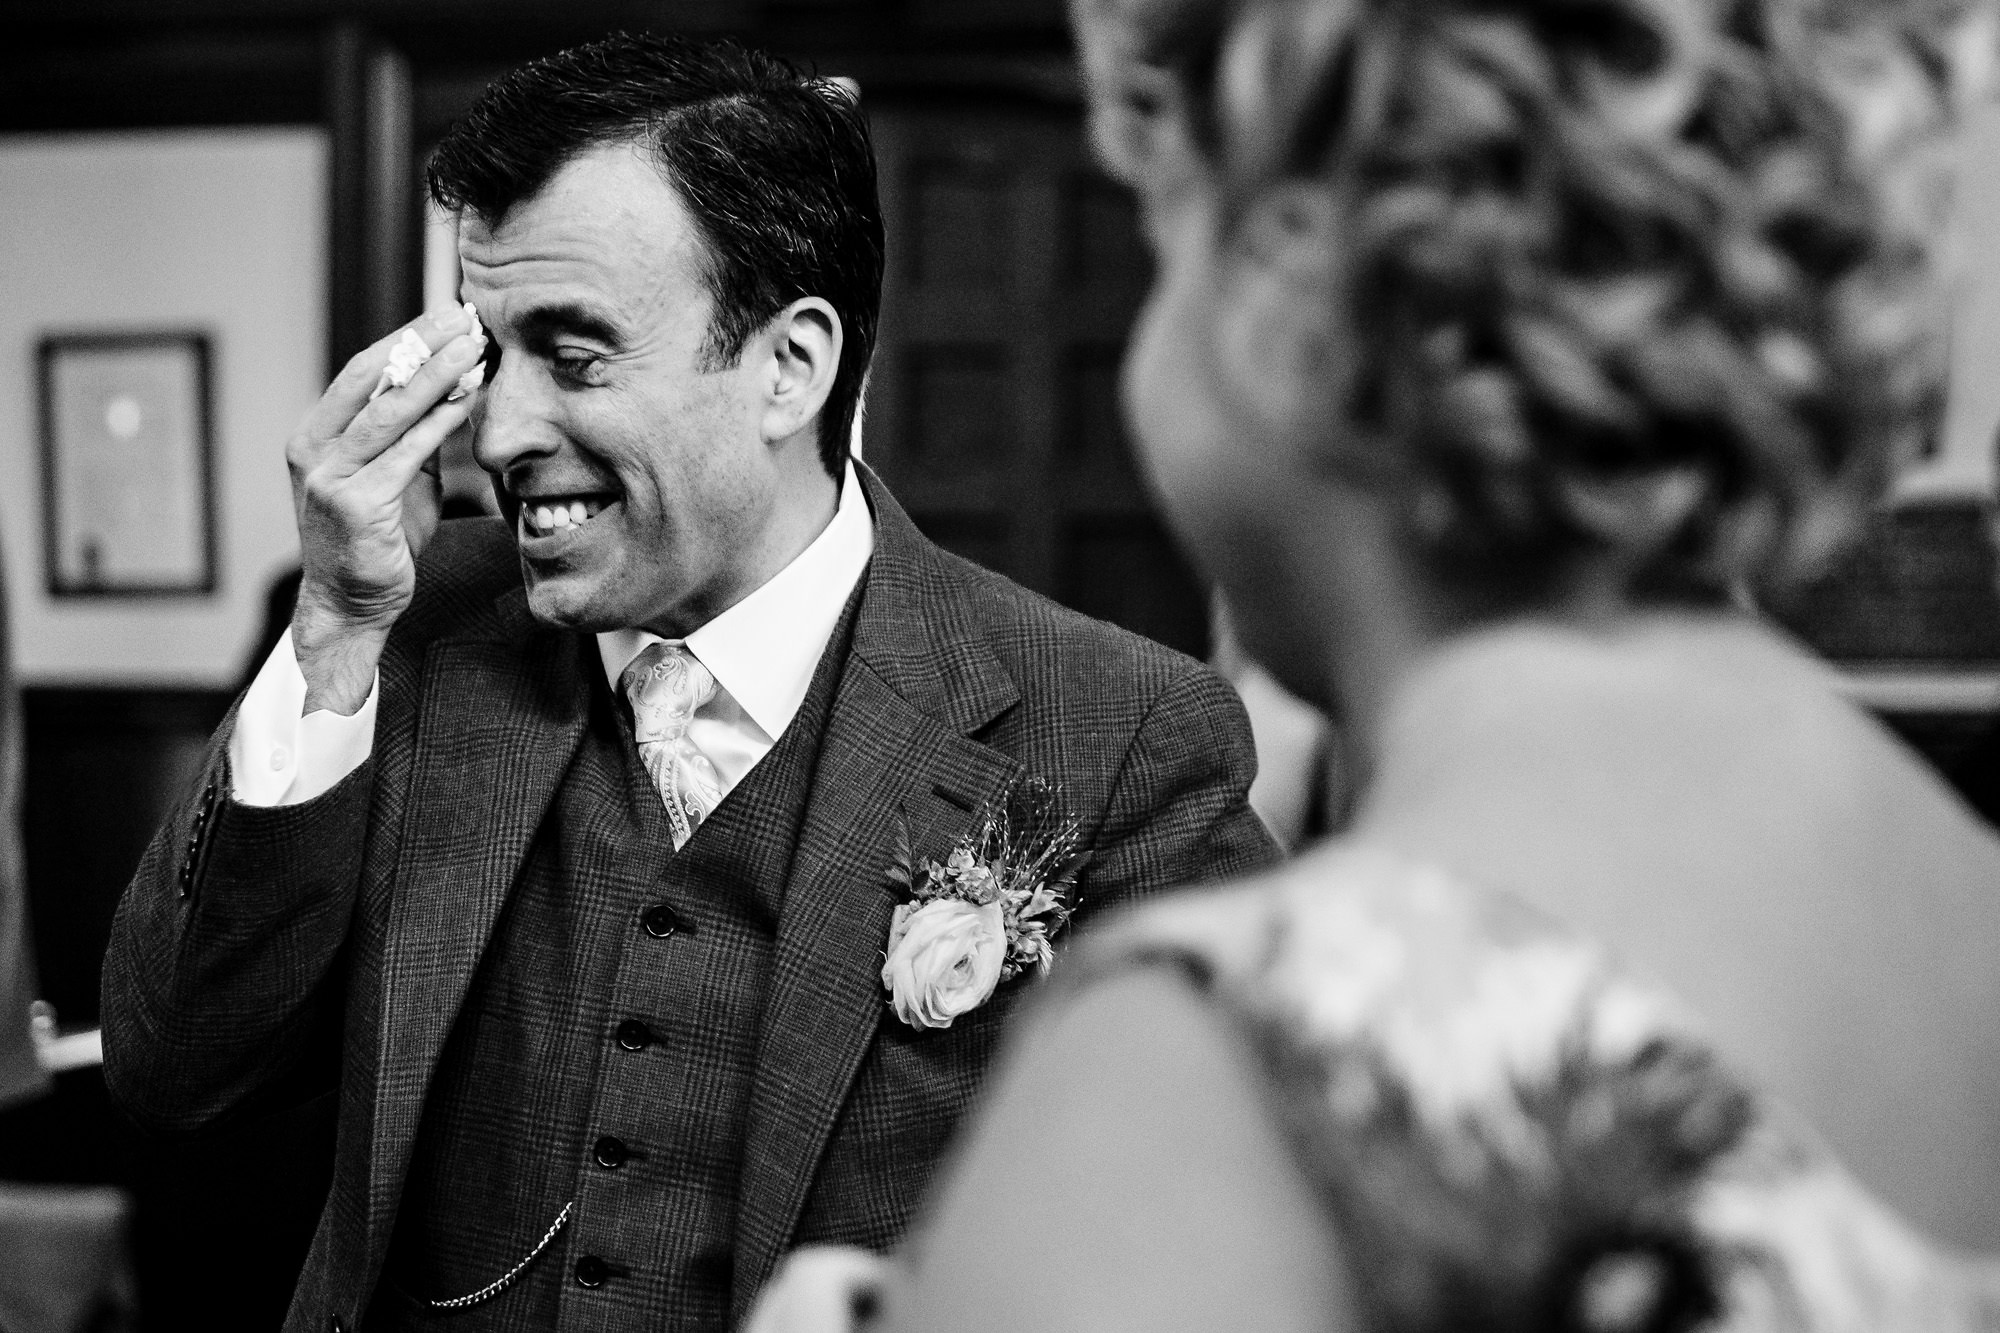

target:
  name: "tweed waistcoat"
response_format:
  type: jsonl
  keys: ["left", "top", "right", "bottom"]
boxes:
{"left": 374, "top": 595, "right": 859, "bottom": 1332}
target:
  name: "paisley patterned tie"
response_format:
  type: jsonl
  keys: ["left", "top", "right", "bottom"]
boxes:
{"left": 620, "top": 641, "right": 724, "bottom": 849}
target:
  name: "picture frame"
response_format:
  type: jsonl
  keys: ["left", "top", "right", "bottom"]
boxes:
{"left": 38, "top": 330, "right": 217, "bottom": 598}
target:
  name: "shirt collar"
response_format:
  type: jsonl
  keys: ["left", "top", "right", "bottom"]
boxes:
{"left": 596, "top": 461, "right": 874, "bottom": 740}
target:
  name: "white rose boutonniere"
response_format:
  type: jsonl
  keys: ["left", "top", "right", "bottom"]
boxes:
{"left": 881, "top": 898, "right": 1007, "bottom": 1030}
{"left": 880, "top": 778, "right": 1087, "bottom": 1032}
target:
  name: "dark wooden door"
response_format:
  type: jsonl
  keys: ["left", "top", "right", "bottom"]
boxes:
{"left": 865, "top": 102, "right": 1210, "bottom": 660}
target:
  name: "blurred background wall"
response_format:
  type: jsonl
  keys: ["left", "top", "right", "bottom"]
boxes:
{"left": 1928, "top": 100, "right": 2000, "bottom": 501}
{"left": 1770, "top": 93, "right": 2000, "bottom": 736}
{"left": 0, "top": 130, "right": 323, "bottom": 685}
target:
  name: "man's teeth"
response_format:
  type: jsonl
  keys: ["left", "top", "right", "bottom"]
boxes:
{"left": 524, "top": 499, "right": 606, "bottom": 534}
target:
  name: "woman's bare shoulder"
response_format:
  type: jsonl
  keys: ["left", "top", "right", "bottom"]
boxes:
{"left": 888, "top": 959, "right": 1355, "bottom": 1333}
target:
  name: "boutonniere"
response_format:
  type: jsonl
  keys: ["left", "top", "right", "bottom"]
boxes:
{"left": 880, "top": 778, "right": 1089, "bottom": 1032}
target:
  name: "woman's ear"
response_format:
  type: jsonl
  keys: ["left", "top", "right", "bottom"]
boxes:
{"left": 761, "top": 297, "right": 844, "bottom": 446}
{"left": 1210, "top": 181, "right": 1347, "bottom": 438}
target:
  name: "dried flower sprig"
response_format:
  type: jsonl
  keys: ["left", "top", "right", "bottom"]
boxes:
{"left": 881, "top": 778, "right": 1089, "bottom": 1029}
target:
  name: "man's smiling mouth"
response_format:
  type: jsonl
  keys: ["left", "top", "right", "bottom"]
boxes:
{"left": 518, "top": 495, "right": 615, "bottom": 539}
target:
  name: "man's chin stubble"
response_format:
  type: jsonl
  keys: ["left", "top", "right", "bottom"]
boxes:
{"left": 521, "top": 572, "right": 617, "bottom": 633}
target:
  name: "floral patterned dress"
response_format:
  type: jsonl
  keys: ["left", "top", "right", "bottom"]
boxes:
{"left": 1073, "top": 846, "right": 2000, "bottom": 1333}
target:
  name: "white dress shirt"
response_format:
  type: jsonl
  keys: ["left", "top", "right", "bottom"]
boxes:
{"left": 231, "top": 463, "right": 875, "bottom": 807}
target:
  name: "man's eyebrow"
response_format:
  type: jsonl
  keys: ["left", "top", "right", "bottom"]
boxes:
{"left": 515, "top": 303, "right": 623, "bottom": 347}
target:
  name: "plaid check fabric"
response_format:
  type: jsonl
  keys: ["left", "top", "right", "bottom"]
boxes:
{"left": 383, "top": 604, "right": 857, "bottom": 1330}
{"left": 621, "top": 641, "right": 723, "bottom": 848}
{"left": 100, "top": 467, "right": 1279, "bottom": 1333}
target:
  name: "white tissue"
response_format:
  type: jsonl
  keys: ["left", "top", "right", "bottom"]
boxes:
{"left": 368, "top": 302, "right": 486, "bottom": 402}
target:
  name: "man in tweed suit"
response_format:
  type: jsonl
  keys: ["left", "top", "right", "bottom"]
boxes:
{"left": 101, "top": 33, "right": 1275, "bottom": 1332}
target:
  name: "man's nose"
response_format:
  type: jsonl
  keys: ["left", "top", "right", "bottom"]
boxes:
{"left": 472, "top": 355, "right": 561, "bottom": 475}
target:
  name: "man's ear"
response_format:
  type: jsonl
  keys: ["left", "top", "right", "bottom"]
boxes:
{"left": 761, "top": 297, "right": 843, "bottom": 446}
{"left": 1211, "top": 181, "right": 1346, "bottom": 437}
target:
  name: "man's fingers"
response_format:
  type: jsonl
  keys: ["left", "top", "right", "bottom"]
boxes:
{"left": 324, "top": 329, "right": 487, "bottom": 473}
{"left": 744, "top": 1248, "right": 893, "bottom": 1333}
{"left": 302, "top": 306, "right": 479, "bottom": 444}
{"left": 400, "top": 450, "right": 445, "bottom": 565}
{"left": 303, "top": 325, "right": 421, "bottom": 441}
{"left": 298, "top": 391, "right": 473, "bottom": 538}
{"left": 293, "top": 391, "right": 472, "bottom": 542}
{"left": 361, "top": 390, "right": 477, "bottom": 498}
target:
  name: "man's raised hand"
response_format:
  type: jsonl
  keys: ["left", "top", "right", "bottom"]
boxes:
{"left": 287, "top": 306, "right": 487, "bottom": 715}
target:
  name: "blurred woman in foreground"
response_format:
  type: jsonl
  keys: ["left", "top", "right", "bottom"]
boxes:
{"left": 755, "top": 0, "right": 2000, "bottom": 1323}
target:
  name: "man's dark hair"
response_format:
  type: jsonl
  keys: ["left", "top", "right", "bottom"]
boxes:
{"left": 427, "top": 33, "right": 883, "bottom": 477}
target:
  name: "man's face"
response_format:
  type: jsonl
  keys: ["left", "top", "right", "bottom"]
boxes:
{"left": 460, "top": 140, "right": 782, "bottom": 636}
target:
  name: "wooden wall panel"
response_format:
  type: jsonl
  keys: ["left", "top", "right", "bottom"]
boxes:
{"left": 1775, "top": 502, "right": 2000, "bottom": 662}
{"left": 868, "top": 102, "right": 1207, "bottom": 657}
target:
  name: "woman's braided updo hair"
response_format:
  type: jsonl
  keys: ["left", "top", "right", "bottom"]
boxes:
{"left": 1078, "top": 0, "right": 1995, "bottom": 597}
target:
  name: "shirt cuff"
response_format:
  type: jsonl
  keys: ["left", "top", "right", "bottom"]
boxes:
{"left": 229, "top": 627, "right": 379, "bottom": 807}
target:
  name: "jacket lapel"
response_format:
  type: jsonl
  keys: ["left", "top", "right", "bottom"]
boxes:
{"left": 734, "top": 473, "right": 1022, "bottom": 1296}
{"left": 363, "top": 592, "right": 591, "bottom": 1264}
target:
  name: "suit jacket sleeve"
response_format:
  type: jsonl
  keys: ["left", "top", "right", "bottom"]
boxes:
{"left": 1076, "top": 661, "right": 1279, "bottom": 925}
{"left": 100, "top": 704, "right": 372, "bottom": 1135}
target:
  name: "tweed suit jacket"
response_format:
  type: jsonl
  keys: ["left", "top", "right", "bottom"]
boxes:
{"left": 102, "top": 468, "right": 1277, "bottom": 1330}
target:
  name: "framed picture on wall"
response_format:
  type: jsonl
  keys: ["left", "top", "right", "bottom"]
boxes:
{"left": 38, "top": 331, "right": 217, "bottom": 597}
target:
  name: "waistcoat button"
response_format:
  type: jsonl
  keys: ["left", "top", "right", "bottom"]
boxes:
{"left": 616, "top": 1019, "right": 654, "bottom": 1051}
{"left": 593, "top": 1135, "right": 629, "bottom": 1169}
{"left": 574, "top": 1255, "right": 608, "bottom": 1287}
{"left": 642, "top": 903, "right": 681, "bottom": 938}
